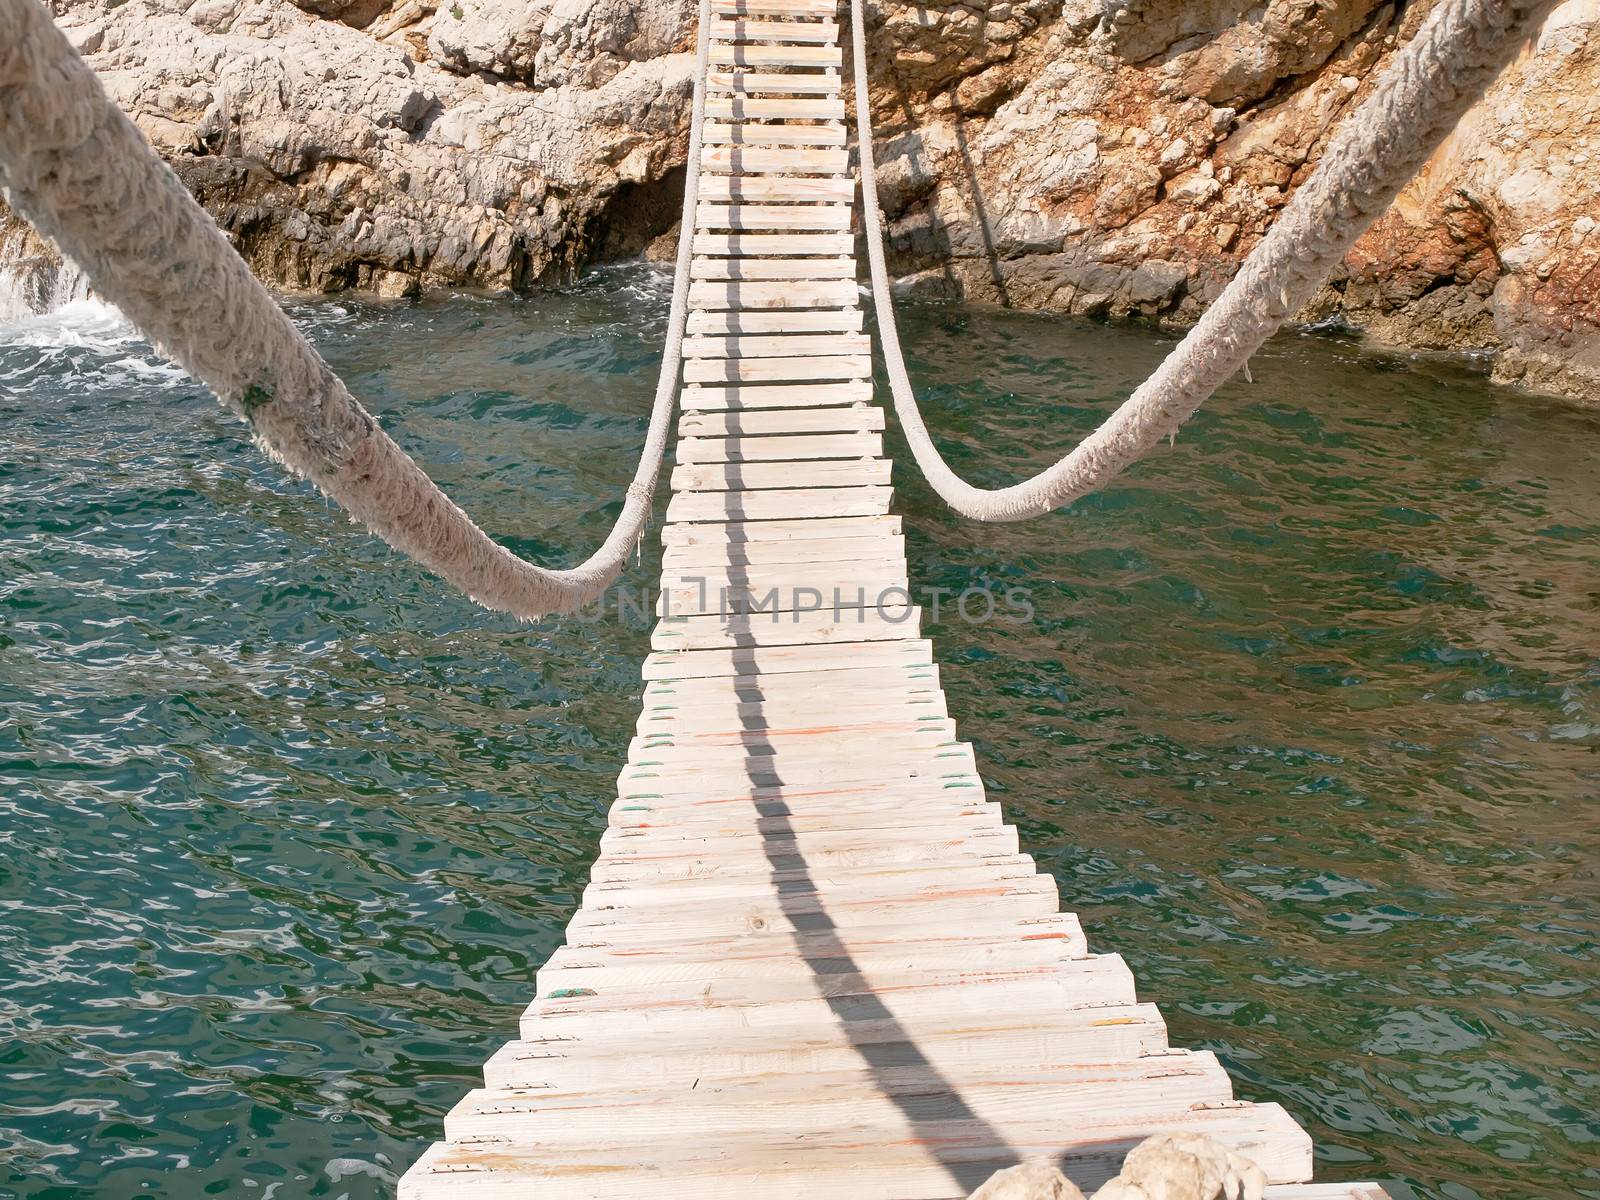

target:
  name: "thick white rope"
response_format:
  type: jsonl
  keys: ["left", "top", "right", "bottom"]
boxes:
{"left": 851, "top": 0, "right": 1554, "bottom": 520}
{"left": 0, "top": 0, "right": 712, "bottom": 619}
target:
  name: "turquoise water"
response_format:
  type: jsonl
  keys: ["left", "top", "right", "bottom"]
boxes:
{"left": 1, "top": 271, "right": 1595, "bottom": 1199}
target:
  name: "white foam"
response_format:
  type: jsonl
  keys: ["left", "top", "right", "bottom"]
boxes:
{"left": 0, "top": 226, "right": 94, "bottom": 319}
{"left": 0, "top": 297, "right": 136, "bottom": 350}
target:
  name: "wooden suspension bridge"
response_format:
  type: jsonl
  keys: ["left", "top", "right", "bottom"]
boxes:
{"left": 399, "top": 3, "right": 1391, "bottom": 1197}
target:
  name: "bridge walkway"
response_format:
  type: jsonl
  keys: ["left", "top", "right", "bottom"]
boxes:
{"left": 399, "top": 4, "right": 1391, "bottom": 1196}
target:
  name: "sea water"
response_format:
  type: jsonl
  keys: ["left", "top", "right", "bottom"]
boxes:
{"left": 0, "top": 270, "right": 1595, "bottom": 1199}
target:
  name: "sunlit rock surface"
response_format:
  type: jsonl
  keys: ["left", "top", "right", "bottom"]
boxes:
{"left": 5, "top": 0, "right": 1596, "bottom": 399}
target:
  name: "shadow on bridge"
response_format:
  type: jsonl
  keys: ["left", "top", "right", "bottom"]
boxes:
{"left": 705, "top": 591, "right": 1022, "bottom": 1195}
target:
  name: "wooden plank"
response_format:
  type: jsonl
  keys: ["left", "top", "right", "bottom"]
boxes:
{"left": 637, "top": 705, "right": 941, "bottom": 736}
{"left": 572, "top": 868, "right": 1058, "bottom": 926}
{"left": 595, "top": 823, "right": 1018, "bottom": 874}
{"left": 540, "top": 913, "right": 1084, "bottom": 982}
{"left": 642, "top": 660, "right": 936, "bottom": 703}
{"left": 615, "top": 756, "right": 979, "bottom": 803}
{"left": 712, "top": 0, "right": 840, "bottom": 14}
{"left": 640, "top": 679, "right": 938, "bottom": 719}
{"left": 637, "top": 708, "right": 943, "bottom": 743}
{"left": 402, "top": 1103, "right": 1310, "bottom": 1200}
{"left": 648, "top": 602, "right": 921, "bottom": 648}
{"left": 560, "top": 890, "right": 1059, "bottom": 955}
{"left": 706, "top": 96, "right": 847, "bottom": 122}
{"left": 483, "top": 1054, "right": 1221, "bottom": 1128}
{"left": 550, "top": 906, "right": 1072, "bottom": 951}
{"left": 622, "top": 743, "right": 978, "bottom": 788}
{"left": 661, "top": 556, "right": 907, "bottom": 584}
{"left": 615, "top": 753, "right": 978, "bottom": 802}
{"left": 639, "top": 680, "right": 937, "bottom": 720}
{"left": 537, "top": 953, "right": 1134, "bottom": 1017}
{"left": 629, "top": 716, "right": 957, "bottom": 755}
{"left": 608, "top": 795, "right": 1000, "bottom": 836}
{"left": 660, "top": 540, "right": 906, "bottom": 575}
{"left": 709, "top": 42, "right": 843, "bottom": 66}
{"left": 682, "top": 332, "right": 871, "bottom": 357}
{"left": 697, "top": 203, "right": 853, "bottom": 231}
{"left": 612, "top": 780, "right": 985, "bottom": 819}
{"left": 640, "top": 637, "right": 926, "bottom": 678}
{"left": 682, "top": 356, "right": 870, "bottom": 385}
{"left": 483, "top": 1000, "right": 1163, "bottom": 1089}
{"left": 536, "top": 953, "right": 1104, "bottom": 1004}
{"left": 485, "top": 1051, "right": 1220, "bottom": 1104}
{"left": 628, "top": 723, "right": 960, "bottom": 768}
{"left": 657, "top": 554, "right": 907, "bottom": 592}
{"left": 710, "top": 17, "right": 840, "bottom": 42}
{"left": 659, "top": 545, "right": 907, "bottom": 575}
{"left": 579, "top": 855, "right": 1038, "bottom": 908}
{"left": 689, "top": 279, "right": 859, "bottom": 309}
{"left": 685, "top": 308, "right": 863, "bottom": 334}
{"left": 707, "top": 70, "right": 843, "bottom": 94}
{"left": 639, "top": 687, "right": 941, "bottom": 729}
{"left": 623, "top": 722, "right": 973, "bottom": 770}
{"left": 456, "top": 1045, "right": 1224, "bottom": 1141}
{"left": 692, "top": 231, "right": 854, "bottom": 256}
{"left": 658, "top": 574, "right": 908, "bottom": 617}
{"left": 614, "top": 768, "right": 980, "bottom": 812}
{"left": 661, "top": 534, "right": 905, "bottom": 571}
{"left": 561, "top": 916, "right": 1073, "bottom": 974}
{"left": 702, "top": 121, "right": 849, "bottom": 146}
{"left": 627, "top": 723, "right": 960, "bottom": 771}
{"left": 654, "top": 580, "right": 915, "bottom": 618}
{"left": 659, "top": 512, "right": 902, "bottom": 546}
{"left": 582, "top": 845, "right": 1042, "bottom": 895}
{"left": 585, "top": 834, "right": 1029, "bottom": 885}
{"left": 670, "top": 455, "right": 887, "bottom": 490}
{"left": 451, "top": 1070, "right": 1234, "bottom": 1153}
{"left": 597, "top": 819, "right": 1005, "bottom": 872}
{"left": 674, "top": 431, "right": 882, "bottom": 461}
{"left": 677, "top": 405, "right": 883, "bottom": 437}
{"left": 664, "top": 484, "right": 892, "bottom": 524}
{"left": 641, "top": 681, "right": 938, "bottom": 723}
{"left": 680, "top": 380, "right": 874, "bottom": 409}
{"left": 682, "top": 355, "right": 872, "bottom": 384}
{"left": 680, "top": 380, "right": 876, "bottom": 409}
{"left": 643, "top": 664, "right": 931, "bottom": 698}
{"left": 637, "top": 695, "right": 942, "bottom": 736}
{"left": 690, "top": 257, "right": 854, "bottom": 280}
{"left": 701, "top": 174, "right": 856, "bottom": 203}
{"left": 566, "top": 893, "right": 1059, "bottom": 958}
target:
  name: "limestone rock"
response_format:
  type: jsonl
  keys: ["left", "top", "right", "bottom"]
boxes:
{"left": 427, "top": 0, "right": 693, "bottom": 89}
{"left": 6, "top": 0, "right": 1596, "bottom": 400}
{"left": 1315, "top": 0, "right": 1600, "bottom": 399}
{"left": 1090, "top": 1132, "right": 1267, "bottom": 1200}
{"left": 967, "top": 1159, "right": 1086, "bottom": 1200}
{"left": 1111, "top": 0, "right": 1391, "bottom": 108}
{"left": 5, "top": 0, "right": 694, "bottom": 298}
{"left": 866, "top": 0, "right": 1599, "bottom": 400}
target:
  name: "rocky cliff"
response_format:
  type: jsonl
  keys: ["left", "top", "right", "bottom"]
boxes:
{"left": 872, "top": 0, "right": 1600, "bottom": 401}
{"left": 5, "top": 0, "right": 1597, "bottom": 400}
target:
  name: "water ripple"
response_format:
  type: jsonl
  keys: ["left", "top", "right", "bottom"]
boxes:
{"left": 0, "top": 277, "right": 1595, "bottom": 1199}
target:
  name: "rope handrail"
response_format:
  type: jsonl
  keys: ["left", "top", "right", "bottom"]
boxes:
{"left": 0, "top": 0, "right": 713, "bottom": 620}
{"left": 850, "top": 0, "right": 1554, "bottom": 521}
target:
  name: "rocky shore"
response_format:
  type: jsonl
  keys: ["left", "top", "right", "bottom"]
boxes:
{"left": 5, "top": 0, "right": 1597, "bottom": 400}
